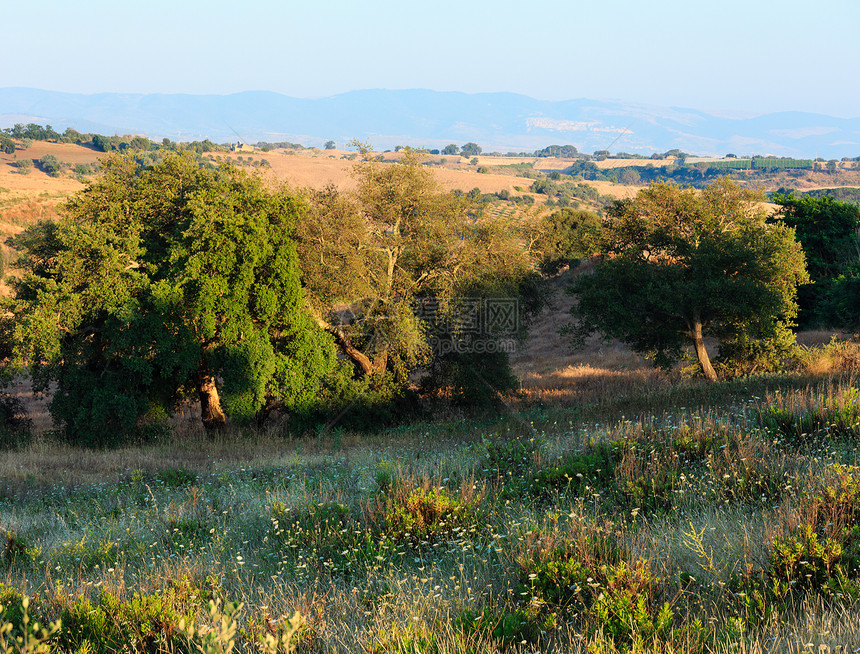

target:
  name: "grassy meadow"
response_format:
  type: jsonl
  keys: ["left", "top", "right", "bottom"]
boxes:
{"left": 3, "top": 344, "right": 860, "bottom": 652}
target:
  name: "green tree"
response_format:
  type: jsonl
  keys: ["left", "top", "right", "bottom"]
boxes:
{"left": 532, "top": 208, "right": 602, "bottom": 274}
{"left": 38, "top": 153, "right": 61, "bottom": 176}
{"left": 324, "top": 140, "right": 336, "bottom": 150}
{"left": 7, "top": 154, "right": 335, "bottom": 443}
{"left": 442, "top": 144, "right": 459, "bottom": 155}
{"left": 295, "top": 149, "right": 537, "bottom": 406}
{"left": 771, "top": 193, "right": 860, "bottom": 327}
{"left": 91, "top": 134, "right": 113, "bottom": 152}
{"left": 567, "top": 179, "right": 809, "bottom": 380}
{"left": 0, "top": 135, "right": 14, "bottom": 154}
{"left": 460, "top": 142, "right": 482, "bottom": 157}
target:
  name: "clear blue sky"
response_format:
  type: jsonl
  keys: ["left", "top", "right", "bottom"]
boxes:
{"left": 6, "top": 0, "right": 859, "bottom": 117}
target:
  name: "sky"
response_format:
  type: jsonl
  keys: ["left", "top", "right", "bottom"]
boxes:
{"left": 5, "top": 0, "right": 859, "bottom": 118}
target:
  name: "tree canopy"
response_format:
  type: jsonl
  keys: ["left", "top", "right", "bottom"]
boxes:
{"left": 567, "top": 179, "right": 809, "bottom": 380}
{"left": 770, "top": 192, "right": 860, "bottom": 328}
{"left": 6, "top": 153, "right": 335, "bottom": 444}
{"left": 294, "top": 148, "right": 537, "bottom": 406}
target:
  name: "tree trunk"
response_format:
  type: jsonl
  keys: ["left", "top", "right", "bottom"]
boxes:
{"left": 196, "top": 364, "right": 226, "bottom": 430}
{"left": 689, "top": 317, "right": 718, "bottom": 382}
{"left": 310, "top": 312, "right": 387, "bottom": 376}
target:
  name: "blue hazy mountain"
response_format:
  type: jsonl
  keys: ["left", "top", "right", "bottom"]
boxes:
{"left": 1, "top": 87, "right": 858, "bottom": 159}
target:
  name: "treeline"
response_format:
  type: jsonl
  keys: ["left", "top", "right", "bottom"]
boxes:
{"left": 782, "top": 187, "right": 860, "bottom": 205}
{"left": 0, "top": 122, "right": 225, "bottom": 155}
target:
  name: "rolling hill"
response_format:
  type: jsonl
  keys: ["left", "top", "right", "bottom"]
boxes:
{"left": 2, "top": 87, "right": 859, "bottom": 159}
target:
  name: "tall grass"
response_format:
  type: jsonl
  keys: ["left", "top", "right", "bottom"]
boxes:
{"left": 2, "top": 372, "right": 860, "bottom": 651}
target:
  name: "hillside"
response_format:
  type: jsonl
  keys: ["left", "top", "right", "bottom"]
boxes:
{"left": 3, "top": 87, "right": 860, "bottom": 159}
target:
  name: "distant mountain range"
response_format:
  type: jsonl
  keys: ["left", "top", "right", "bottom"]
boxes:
{"left": 1, "top": 87, "right": 858, "bottom": 159}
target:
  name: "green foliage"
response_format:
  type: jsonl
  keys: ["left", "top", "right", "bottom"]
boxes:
{"left": 533, "top": 445, "right": 617, "bottom": 499}
{"left": 2, "top": 532, "right": 27, "bottom": 566}
{"left": 533, "top": 208, "right": 602, "bottom": 274}
{"left": 7, "top": 153, "right": 336, "bottom": 443}
{"left": 536, "top": 145, "right": 579, "bottom": 158}
{"left": 771, "top": 193, "right": 860, "bottom": 328}
{"left": 155, "top": 467, "right": 197, "bottom": 488}
{"left": 457, "top": 607, "right": 551, "bottom": 648}
{"left": 0, "top": 136, "right": 14, "bottom": 155}
{"left": 296, "top": 151, "right": 535, "bottom": 415}
{"left": 517, "top": 526, "right": 671, "bottom": 648}
{"left": 591, "top": 560, "right": 673, "bottom": 647}
{"left": 568, "top": 179, "right": 809, "bottom": 380}
{"left": 0, "top": 594, "right": 60, "bottom": 653}
{"left": 37, "top": 153, "right": 61, "bottom": 176}
{"left": 372, "top": 477, "right": 481, "bottom": 544}
{"left": 0, "top": 392, "right": 32, "bottom": 449}
{"left": 57, "top": 586, "right": 197, "bottom": 653}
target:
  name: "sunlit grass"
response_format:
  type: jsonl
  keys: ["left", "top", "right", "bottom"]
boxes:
{"left": 3, "top": 372, "right": 860, "bottom": 651}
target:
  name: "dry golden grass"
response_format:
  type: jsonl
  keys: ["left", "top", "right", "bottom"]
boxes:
{"left": 226, "top": 148, "right": 541, "bottom": 196}
{"left": 511, "top": 265, "right": 670, "bottom": 405}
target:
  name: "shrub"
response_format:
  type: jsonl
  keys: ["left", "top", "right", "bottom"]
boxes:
{"left": 369, "top": 476, "right": 483, "bottom": 544}
{"left": 155, "top": 467, "right": 197, "bottom": 488}
{"left": 2, "top": 532, "right": 27, "bottom": 566}
{"left": 457, "top": 607, "right": 552, "bottom": 648}
{"left": 516, "top": 525, "right": 672, "bottom": 649}
{"left": 56, "top": 584, "right": 199, "bottom": 653}
{"left": 37, "top": 154, "right": 61, "bottom": 176}
{"left": 0, "top": 393, "right": 32, "bottom": 449}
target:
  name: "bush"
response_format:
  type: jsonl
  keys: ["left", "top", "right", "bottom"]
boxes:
{"left": 37, "top": 154, "right": 61, "bottom": 176}
{"left": 0, "top": 392, "right": 31, "bottom": 449}
{"left": 370, "top": 475, "right": 483, "bottom": 544}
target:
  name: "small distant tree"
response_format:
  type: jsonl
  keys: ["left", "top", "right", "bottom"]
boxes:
{"left": 442, "top": 144, "right": 459, "bottom": 155}
{"left": 0, "top": 135, "right": 15, "bottom": 154}
{"left": 324, "top": 140, "right": 336, "bottom": 150}
{"left": 568, "top": 179, "right": 809, "bottom": 380}
{"left": 461, "top": 142, "right": 482, "bottom": 157}
{"left": 38, "top": 154, "right": 61, "bottom": 176}
{"left": 620, "top": 169, "right": 641, "bottom": 185}
{"left": 91, "top": 134, "right": 113, "bottom": 152}
{"left": 15, "top": 159, "right": 32, "bottom": 174}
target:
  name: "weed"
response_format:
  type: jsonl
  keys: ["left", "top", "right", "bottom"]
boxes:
{"left": 457, "top": 607, "right": 552, "bottom": 648}
{"left": 156, "top": 467, "right": 198, "bottom": 488}
{"left": 2, "top": 532, "right": 27, "bottom": 565}
{"left": 377, "top": 479, "right": 482, "bottom": 544}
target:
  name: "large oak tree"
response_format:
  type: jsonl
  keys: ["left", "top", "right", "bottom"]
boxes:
{"left": 7, "top": 154, "right": 335, "bottom": 443}
{"left": 568, "top": 179, "right": 809, "bottom": 380}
